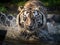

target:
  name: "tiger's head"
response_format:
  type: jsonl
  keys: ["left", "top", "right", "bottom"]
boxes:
{"left": 17, "top": 0, "right": 47, "bottom": 32}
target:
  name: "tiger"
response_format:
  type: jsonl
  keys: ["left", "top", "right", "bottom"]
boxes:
{"left": 16, "top": 0, "right": 47, "bottom": 41}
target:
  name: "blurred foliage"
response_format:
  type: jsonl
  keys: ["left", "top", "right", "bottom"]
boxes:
{"left": 41, "top": 0, "right": 60, "bottom": 7}
{"left": 0, "top": 0, "right": 59, "bottom": 6}
{"left": 17, "top": 1, "right": 26, "bottom": 6}
{"left": 0, "top": 7, "right": 7, "bottom": 12}
{"left": 0, "top": 0, "right": 60, "bottom": 13}
{"left": 0, "top": 3, "right": 7, "bottom": 13}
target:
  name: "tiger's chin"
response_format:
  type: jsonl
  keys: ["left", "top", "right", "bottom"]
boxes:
{"left": 19, "top": 25, "right": 48, "bottom": 41}
{"left": 19, "top": 28, "right": 39, "bottom": 41}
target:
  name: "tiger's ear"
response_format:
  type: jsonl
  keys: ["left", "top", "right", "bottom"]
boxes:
{"left": 18, "top": 6, "right": 24, "bottom": 12}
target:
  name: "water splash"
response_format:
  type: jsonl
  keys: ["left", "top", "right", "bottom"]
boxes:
{"left": 0, "top": 12, "right": 18, "bottom": 30}
{"left": 0, "top": 12, "right": 60, "bottom": 43}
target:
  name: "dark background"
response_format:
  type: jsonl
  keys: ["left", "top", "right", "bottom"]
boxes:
{"left": 0, "top": 0, "right": 60, "bottom": 14}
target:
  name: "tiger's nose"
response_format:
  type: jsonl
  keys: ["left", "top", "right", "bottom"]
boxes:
{"left": 28, "top": 25, "right": 34, "bottom": 30}
{"left": 29, "top": 25, "right": 32, "bottom": 29}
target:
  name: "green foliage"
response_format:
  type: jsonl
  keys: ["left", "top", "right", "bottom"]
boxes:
{"left": 17, "top": 1, "right": 26, "bottom": 6}
{"left": 16, "top": 0, "right": 60, "bottom": 7}
{"left": 41, "top": 0, "right": 60, "bottom": 7}
{"left": 0, "top": 0, "right": 60, "bottom": 13}
{"left": 0, "top": 6, "right": 7, "bottom": 13}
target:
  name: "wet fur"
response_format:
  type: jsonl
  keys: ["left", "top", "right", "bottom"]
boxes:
{"left": 16, "top": 0, "right": 48, "bottom": 40}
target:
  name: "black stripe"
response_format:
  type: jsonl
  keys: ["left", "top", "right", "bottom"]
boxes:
{"left": 19, "top": 15, "right": 21, "bottom": 26}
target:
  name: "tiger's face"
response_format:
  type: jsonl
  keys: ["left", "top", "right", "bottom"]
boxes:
{"left": 17, "top": 0, "right": 47, "bottom": 32}
{"left": 18, "top": 8, "right": 46, "bottom": 31}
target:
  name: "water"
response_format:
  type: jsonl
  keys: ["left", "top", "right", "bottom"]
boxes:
{"left": 0, "top": 12, "right": 60, "bottom": 45}
{"left": 0, "top": 12, "right": 18, "bottom": 30}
